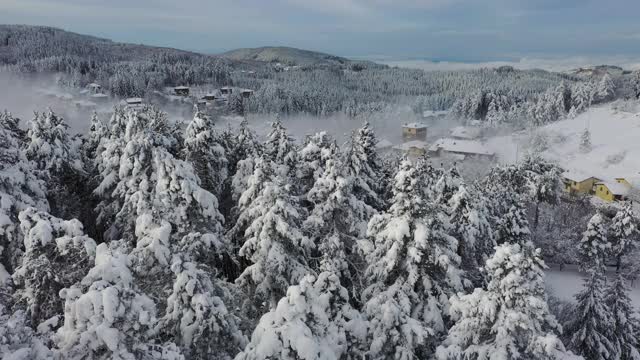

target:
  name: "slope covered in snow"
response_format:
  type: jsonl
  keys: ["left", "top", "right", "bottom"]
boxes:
{"left": 488, "top": 101, "right": 640, "bottom": 182}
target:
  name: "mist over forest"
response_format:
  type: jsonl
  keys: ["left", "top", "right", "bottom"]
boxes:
{"left": 2, "top": 24, "right": 640, "bottom": 360}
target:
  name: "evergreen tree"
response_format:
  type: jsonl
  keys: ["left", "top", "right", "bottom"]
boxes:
{"left": 580, "top": 128, "right": 592, "bottom": 153}
{"left": 263, "top": 119, "right": 297, "bottom": 178}
{"left": 55, "top": 243, "right": 183, "bottom": 360}
{"left": 0, "top": 304, "right": 53, "bottom": 360}
{"left": 361, "top": 159, "right": 461, "bottom": 359}
{"left": 155, "top": 256, "right": 246, "bottom": 359}
{"left": 343, "top": 122, "right": 386, "bottom": 211}
{"left": 12, "top": 208, "right": 96, "bottom": 328}
{"left": 436, "top": 243, "right": 575, "bottom": 360}
{"left": 236, "top": 272, "right": 367, "bottom": 360}
{"left": 303, "top": 154, "right": 374, "bottom": 299}
{"left": 297, "top": 131, "right": 335, "bottom": 197}
{"left": 495, "top": 202, "right": 531, "bottom": 245}
{"left": 236, "top": 174, "right": 314, "bottom": 309}
{"left": 606, "top": 274, "right": 640, "bottom": 360}
{"left": 610, "top": 201, "right": 638, "bottom": 272}
{"left": 433, "top": 165, "right": 462, "bottom": 209}
{"left": 595, "top": 73, "right": 615, "bottom": 103}
{"left": 566, "top": 212, "right": 617, "bottom": 360}
{"left": 448, "top": 185, "right": 495, "bottom": 287}
{"left": 183, "top": 110, "right": 228, "bottom": 198}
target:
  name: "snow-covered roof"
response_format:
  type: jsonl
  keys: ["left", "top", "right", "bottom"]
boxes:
{"left": 450, "top": 126, "right": 481, "bottom": 140}
{"left": 403, "top": 122, "right": 428, "bottom": 129}
{"left": 562, "top": 170, "right": 598, "bottom": 183}
{"left": 74, "top": 100, "right": 97, "bottom": 107}
{"left": 376, "top": 139, "right": 394, "bottom": 149}
{"left": 241, "top": 89, "right": 254, "bottom": 93}
{"left": 87, "top": 83, "right": 101, "bottom": 88}
{"left": 429, "top": 138, "right": 494, "bottom": 156}
{"left": 596, "top": 181, "right": 630, "bottom": 195}
{"left": 91, "top": 93, "right": 108, "bottom": 98}
{"left": 393, "top": 140, "right": 429, "bottom": 151}
{"left": 126, "top": 97, "right": 143, "bottom": 104}
{"left": 174, "top": 86, "right": 189, "bottom": 90}
{"left": 422, "top": 110, "right": 449, "bottom": 118}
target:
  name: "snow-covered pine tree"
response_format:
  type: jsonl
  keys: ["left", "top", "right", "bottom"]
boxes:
{"left": 155, "top": 256, "right": 246, "bottom": 359}
{"left": 606, "top": 274, "right": 640, "bottom": 360}
{"left": 182, "top": 109, "right": 228, "bottom": 197}
{"left": 580, "top": 128, "right": 592, "bottom": 153}
{"left": 448, "top": 184, "right": 495, "bottom": 288}
{"left": 25, "top": 110, "right": 85, "bottom": 219}
{"left": 610, "top": 201, "right": 638, "bottom": 272}
{"left": 361, "top": 159, "right": 461, "bottom": 359}
{"left": 263, "top": 119, "right": 298, "bottom": 178}
{"left": 297, "top": 131, "right": 335, "bottom": 198}
{"left": 0, "top": 113, "right": 48, "bottom": 277}
{"left": 83, "top": 111, "right": 107, "bottom": 170}
{"left": 227, "top": 119, "right": 261, "bottom": 176}
{"left": 595, "top": 73, "right": 616, "bottom": 103}
{"left": 433, "top": 165, "right": 462, "bottom": 210}
{"left": 236, "top": 173, "right": 314, "bottom": 310}
{"left": 303, "top": 154, "right": 375, "bottom": 298}
{"left": 343, "top": 122, "right": 386, "bottom": 211}
{"left": 236, "top": 272, "right": 367, "bottom": 360}
{"left": 227, "top": 157, "right": 274, "bottom": 248}
{"left": 436, "top": 243, "right": 576, "bottom": 360}
{"left": 566, "top": 212, "right": 617, "bottom": 360}
{"left": 0, "top": 304, "right": 53, "bottom": 360}
{"left": 54, "top": 243, "right": 183, "bottom": 360}
{"left": 578, "top": 212, "right": 611, "bottom": 272}
{"left": 11, "top": 208, "right": 96, "bottom": 328}
{"left": 495, "top": 202, "right": 531, "bottom": 246}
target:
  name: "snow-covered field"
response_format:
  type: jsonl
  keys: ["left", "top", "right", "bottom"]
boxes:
{"left": 488, "top": 101, "right": 640, "bottom": 182}
{"left": 546, "top": 264, "right": 640, "bottom": 308}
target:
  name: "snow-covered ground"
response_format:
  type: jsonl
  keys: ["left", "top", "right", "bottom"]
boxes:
{"left": 487, "top": 101, "right": 640, "bottom": 183}
{"left": 546, "top": 264, "right": 640, "bottom": 308}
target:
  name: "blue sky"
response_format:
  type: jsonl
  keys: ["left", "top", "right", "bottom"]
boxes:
{"left": 1, "top": 0, "right": 640, "bottom": 61}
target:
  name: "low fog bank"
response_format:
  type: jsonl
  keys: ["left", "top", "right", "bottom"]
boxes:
{"left": 0, "top": 72, "right": 466, "bottom": 147}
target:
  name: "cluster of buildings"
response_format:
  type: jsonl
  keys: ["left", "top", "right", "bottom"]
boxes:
{"left": 562, "top": 171, "right": 635, "bottom": 203}
{"left": 379, "top": 122, "right": 496, "bottom": 163}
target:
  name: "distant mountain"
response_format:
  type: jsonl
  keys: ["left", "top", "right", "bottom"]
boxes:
{"left": 566, "top": 65, "right": 626, "bottom": 78}
{"left": 220, "top": 46, "right": 354, "bottom": 66}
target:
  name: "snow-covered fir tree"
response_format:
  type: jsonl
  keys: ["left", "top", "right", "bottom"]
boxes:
{"left": 236, "top": 272, "right": 367, "bottom": 360}
{"left": 155, "top": 256, "right": 246, "bottom": 359}
{"left": 495, "top": 202, "right": 531, "bottom": 245}
{"left": 303, "top": 153, "right": 375, "bottom": 298}
{"left": 263, "top": 119, "right": 298, "bottom": 178}
{"left": 343, "top": 122, "right": 386, "bottom": 211}
{"left": 606, "top": 274, "right": 640, "bottom": 360}
{"left": 297, "top": 131, "right": 335, "bottom": 197}
{"left": 433, "top": 165, "right": 462, "bottom": 209}
{"left": 0, "top": 303, "right": 53, "bottom": 360}
{"left": 236, "top": 174, "right": 314, "bottom": 309}
{"left": 360, "top": 159, "right": 461, "bottom": 359}
{"left": 11, "top": 208, "right": 96, "bottom": 328}
{"left": 595, "top": 73, "right": 616, "bottom": 103}
{"left": 54, "top": 243, "right": 183, "bottom": 360}
{"left": 448, "top": 184, "right": 495, "bottom": 287}
{"left": 0, "top": 112, "right": 48, "bottom": 277}
{"left": 610, "top": 201, "right": 638, "bottom": 272}
{"left": 182, "top": 109, "right": 228, "bottom": 198}
{"left": 580, "top": 128, "right": 592, "bottom": 153}
{"left": 436, "top": 243, "right": 576, "bottom": 360}
{"left": 566, "top": 212, "right": 617, "bottom": 360}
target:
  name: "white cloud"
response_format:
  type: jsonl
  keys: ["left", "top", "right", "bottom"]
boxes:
{"left": 379, "top": 56, "right": 640, "bottom": 72}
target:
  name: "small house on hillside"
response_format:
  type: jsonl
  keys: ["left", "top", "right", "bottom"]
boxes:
{"left": 562, "top": 171, "right": 600, "bottom": 194}
{"left": 402, "top": 122, "right": 428, "bottom": 142}
{"left": 202, "top": 93, "right": 217, "bottom": 101}
{"left": 376, "top": 139, "right": 394, "bottom": 152}
{"left": 393, "top": 140, "right": 429, "bottom": 157}
{"left": 220, "top": 87, "right": 233, "bottom": 96}
{"left": 450, "top": 126, "right": 482, "bottom": 140}
{"left": 594, "top": 180, "right": 631, "bottom": 202}
{"left": 174, "top": 86, "right": 190, "bottom": 96}
{"left": 428, "top": 138, "right": 495, "bottom": 161}
{"left": 86, "top": 83, "right": 102, "bottom": 94}
{"left": 241, "top": 89, "right": 254, "bottom": 98}
{"left": 91, "top": 93, "right": 109, "bottom": 103}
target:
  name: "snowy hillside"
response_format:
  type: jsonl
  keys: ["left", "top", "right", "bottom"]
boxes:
{"left": 489, "top": 101, "right": 640, "bottom": 182}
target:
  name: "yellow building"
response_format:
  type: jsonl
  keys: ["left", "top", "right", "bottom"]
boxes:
{"left": 562, "top": 171, "right": 599, "bottom": 195}
{"left": 402, "top": 123, "right": 428, "bottom": 142}
{"left": 594, "top": 180, "right": 631, "bottom": 202}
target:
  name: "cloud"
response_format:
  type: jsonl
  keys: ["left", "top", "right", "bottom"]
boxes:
{"left": 379, "top": 56, "right": 640, "bottom": 72}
